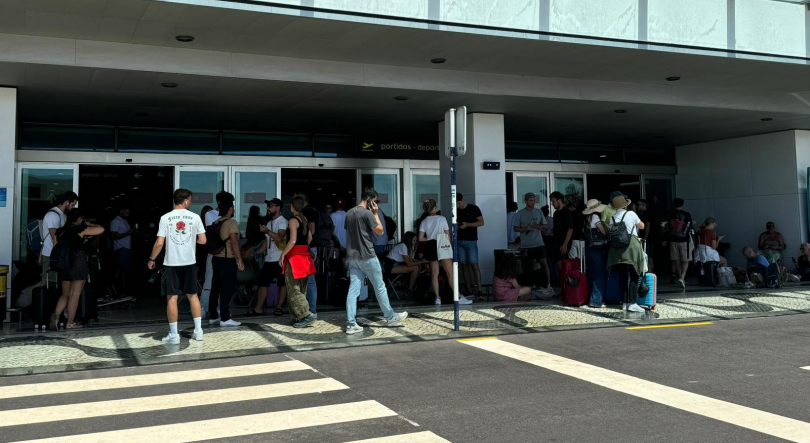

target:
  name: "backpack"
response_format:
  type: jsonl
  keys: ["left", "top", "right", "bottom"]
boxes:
{"left": 585, "top": 214, "right": 608, "bottom": 247}
{"left": 205, "top": 220, "right": 227, "bottom": 255}
{"left": 384, "top": 215, "right": 397, "bottom": 243}
{"left": 669, "top": 211, "right": 690, "bottom": 238}
{"left": 312, "top": 211, "right": 335, "bottom": 248}
{"left": 26, "top": 209, "right": 59, "bottom": 253}
{"left": 49, "top": 240, "right": 75, "bottom": 272}
{"left": 607, "top": 212, "right": 632, "bottom": 249}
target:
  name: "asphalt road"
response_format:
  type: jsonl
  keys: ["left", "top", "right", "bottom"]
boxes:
{"left": 1, "top": 314, "right": 808, "bottom": 443}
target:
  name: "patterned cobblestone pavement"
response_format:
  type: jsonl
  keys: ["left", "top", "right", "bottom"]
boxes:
{"left": 1, "top": 288, "right": 809, "bottom": 376}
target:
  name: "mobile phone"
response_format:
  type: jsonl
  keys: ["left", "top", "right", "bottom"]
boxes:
{"left": 366, "top": 198, "right": 374, "bottom": 210}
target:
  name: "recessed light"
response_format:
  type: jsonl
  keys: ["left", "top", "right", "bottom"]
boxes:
{"left": 431, "top": 58, "right": 446, "bottom": 64}
{"left": 614, "top": 109, "right": 628, "bottom": 114}
{"left": 175, "top": 35, "right": 195, "bottom": 42}
{"left": 134, "top": 112, "right": 149, "bottom": 117}
{"left": 394, "top": 96, "right": 409, "bottom": 101}
{"left": 161, "top": 82, "right": 178, "bottom": 88}
{"left": 761, "top": 117, "right": 774, "bottom": 121}
{"left": 666, "top": 76, "right": 681, "bottom": 82}
{"left": 599, "top": 155, "right": 607, "bottom": 158}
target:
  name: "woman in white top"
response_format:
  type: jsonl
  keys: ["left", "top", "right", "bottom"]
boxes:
{"left": 417, "top": 199, "right": 472, "bottom": 305}
{"left": 385, "top": 231, "right": 427, "bottom": 292}
{"left": 605, "top": 193, "right": 646, "bottom": 313}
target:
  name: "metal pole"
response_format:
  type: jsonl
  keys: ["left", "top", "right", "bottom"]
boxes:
{"left": 451, "top": 149, "right": 460, "bottom": 331}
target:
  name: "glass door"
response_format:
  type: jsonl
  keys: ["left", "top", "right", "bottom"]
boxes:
{"left": 15, "top": 163, "right": 78, "bottom": 263}
{"left": 359, "top": 169, "right": 401, "bottom": 243}
{"left": 230, "top": 167, "right": 280, "bottom": 235}
{"left": 552, "top": 173, "right": 586, "bottom": 209}
{"left": 643, "top": 175, "right": 674, "bottom": 221}
{"left": 175, "top": 166, "right": 227, "bottom": 220}
{"left": 513, "top": 172, "right": 550, "bottom": 210}
{"left": 411, "top": 170, "right": 440, "bottom": 232}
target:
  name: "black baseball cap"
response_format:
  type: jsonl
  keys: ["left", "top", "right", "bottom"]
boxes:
{"left": 265, "top": 198, "right": 283, "bottom": 207}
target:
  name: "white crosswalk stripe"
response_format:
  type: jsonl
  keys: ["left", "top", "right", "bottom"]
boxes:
{"left": 2, "top": 358, "right": 451, "bottom": 443}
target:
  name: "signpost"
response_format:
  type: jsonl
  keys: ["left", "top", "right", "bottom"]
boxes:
{"left": 445, "top": 106, "right": 467, "bottom": 331}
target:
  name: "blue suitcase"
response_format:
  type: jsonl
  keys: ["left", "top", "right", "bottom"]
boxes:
{"left": 605, "top": 271, "right": 625, "bottom": 304}
{"left": 637, "top": 273, "right": 657, "bottom": 309}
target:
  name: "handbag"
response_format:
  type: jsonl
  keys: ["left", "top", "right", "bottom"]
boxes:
{"left": 638, "top": 273, "right": 650, "bottom": 297}
{"left": 437, "top": 233, "right": 453, "bottom": 261}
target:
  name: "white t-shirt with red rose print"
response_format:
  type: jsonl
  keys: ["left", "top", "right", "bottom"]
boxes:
{"left": 157, "top": 209, "right": 204, "bottom": 267}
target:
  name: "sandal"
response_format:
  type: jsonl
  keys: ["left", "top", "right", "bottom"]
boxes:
{"left": 273, "top": 308, "right": 283, "bottom": 317}
{"left": 244, "top": 309, "right": 263, "bottom": 317}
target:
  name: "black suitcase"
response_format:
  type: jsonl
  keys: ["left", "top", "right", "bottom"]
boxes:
{"left": 698, "top": 261, "right": 718, "bottom": 286}
{"left": 31, "top": 283, "right": 58, "bottom": 329}
{"left": 76, "top": 282, "right": 98, "bottom": 326}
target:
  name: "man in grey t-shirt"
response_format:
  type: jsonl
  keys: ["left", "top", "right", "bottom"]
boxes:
{"left": 344, "top": 187, "right": 408, "bottom": 334}
{"left": 512, "top": 192, "right": 552, "bottom": 291}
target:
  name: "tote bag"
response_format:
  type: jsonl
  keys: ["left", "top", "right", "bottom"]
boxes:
{"left": 437, "top": 233, "right": 454, "bottom": 261}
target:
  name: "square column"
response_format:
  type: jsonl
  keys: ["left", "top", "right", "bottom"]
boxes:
{"left": 439, "top": 113, "right": 506, "bottom": 284}
{"left": 0, "top": 88, "right": 16, "bottom": 317}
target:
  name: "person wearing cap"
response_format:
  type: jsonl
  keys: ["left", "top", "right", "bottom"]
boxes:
{"left": 512, "top": 192, "right": 552, "bottom": 292}
{"left": 758, "top": 221, "right": 785, "bottom": 264}
{"left": 582, "top": 199, "right": 609, "bottom": 308}
{"left": 331, "top": 198, "right": 348, "bottom": 249}
{"left": 208, "top": 195, "right": 244, "bottom": 328}
{"left": 247, "top": 198, "right": 288, "bottom": 317}
{"left": 606, "top": 193, "right": 646, "bottom": 313}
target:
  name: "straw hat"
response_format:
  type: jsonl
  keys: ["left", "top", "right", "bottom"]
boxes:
{"left": 611, "top": 193, "right": 631, "bottom": 209}
{"left": 582, "top": 199, "right": 607, "bottom": 215}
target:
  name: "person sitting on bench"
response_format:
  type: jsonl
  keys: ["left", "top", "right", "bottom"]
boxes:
{"left": 759, "top": 222, "right": 785, "bottom": 264}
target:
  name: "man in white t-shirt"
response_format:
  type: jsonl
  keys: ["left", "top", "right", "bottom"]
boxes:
{"left": 148, "top": 189, "right": 207, "bottom": 345}
{"left": 110, "top": 206, "right": 135, "bottom": 298}
{"left": 246, "top": 198, "right": 289, "bottom": 317}
{"left": 330, "top": 198, "right": 348, "bottom": 249}
{"left": 41, "top": 191, "right": 79, "bottom": 283}
{"left": 200, "top": 192, "right": 225, "bottom": 317}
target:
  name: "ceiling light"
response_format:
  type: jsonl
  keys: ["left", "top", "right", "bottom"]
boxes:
{"left": 599, "top": 155, "right": 607, "bottom": 158}
{"left": 431, "top": 58, "right": 446, "bottom": 64}
{"left": 134, "top": 112, "right": 149, "bottom": 117}
{"left": 614, "top": 109, "right": 628, "bottom": 114}
{"left": 761, "top": 117, "right": 774, "bottom": 121}
{"left": 666, "top": 76, "right": 681, "bottom": 82}
{"left": 175, "top": 35, "right": 195, "bottom": 42}
{"left": 394, "top": 96, "right": 409, "bottom": 101}
{"left": 161, "top": 82, "right": 178, "bottom": 88}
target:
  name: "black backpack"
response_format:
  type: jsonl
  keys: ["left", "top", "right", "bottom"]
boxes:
{"left": 49, "top": 240, "right": 75, "bottom": 272}
{"left": 607, "top": 212, "right": 633, "bottom": 249}
{"left": 205, "top": 221, "right": 227, "bottom": 255}
{"left": 312, "top": 211, "right": 335, "bottom": 248}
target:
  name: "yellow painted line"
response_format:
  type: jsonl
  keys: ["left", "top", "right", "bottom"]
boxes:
{"left": 344, "top": 431, "right": 452, "bottom": 442}
{"left": 0, "top": 360, "right": 311, "bottom": 400}
{"left": 0, "top": 378, "right": 348, "bottom": 427}
{"left": 461, "top": 339, "right": 810, "bottom": 443}
{"left": 457, "top": 337, "right": 498, "bottom": 342}
{"left": 627, "top": 322, "right": 713, "bottom": 330}
{"left": 11, "top": 401, "right": 397, "bottom": 443}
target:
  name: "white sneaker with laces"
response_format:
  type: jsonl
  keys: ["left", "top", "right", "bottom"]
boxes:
{"left": 458, "top": 297, "right": 473, "bottom": 305}
{"left": 387, "top": 312, "right": 408, "bottom": 325}
{"left": 220, "top": 319, "right": 241, "bottom": 327}
{"left": 208, "top": 318, "right": 220, "bottom": 326}
{"left": 161, "top": 333, "right": 180, "bottom": 345}
{"left": 628, "top": 304, "right": 646, "bottom": 313}
{"left": 192, "top": 330, "right": 204, "bottom": 341}
{"left": 346, "top": 323, "right": 364, "bottom": 334}
{"left": 434, "top": 298, "right": 441, "bottom": 305}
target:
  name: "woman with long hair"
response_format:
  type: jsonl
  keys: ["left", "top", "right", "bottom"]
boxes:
{"left": 385, "top": 231, "right": 427, "bottom": 292}
{"left": 279, "top": 196, "right": 317, "bottom": 328}
{"left": 492, "top": 254, "right": 532, "bottom": 301}
{"left": 696, "top": 217, "right": 727, "bottom": 267}
{"left": 417, "top": 199, "right": 472, "bottom": 305}
{"left": 49, "top": 209, "right": 105, "bottom": 330}
{"left": 246, "top": 205, "right": 263, "bottom": 245}
{"left": 582, "top": 199, "right": 608, "bottom": 308}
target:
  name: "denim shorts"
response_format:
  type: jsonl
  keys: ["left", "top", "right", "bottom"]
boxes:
{"left": 458, "top": 240, "right": 479, "bottom": 264}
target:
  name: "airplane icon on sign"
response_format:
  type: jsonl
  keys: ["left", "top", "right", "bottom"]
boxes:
{"left": 362, "top": 143, "right": 374, "bottom": 150}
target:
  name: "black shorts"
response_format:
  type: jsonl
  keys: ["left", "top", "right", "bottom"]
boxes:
{"left": 257, "top": 261, "right": 286, "bottom": 288}
{"left": 161, "top": 264, "right": 198, "bottom": 296}
{"left": 523, "top": 246, "right": 547, "bottom": 262}
{"left": 422, "top": 240, "right": 439, "bottom": 261}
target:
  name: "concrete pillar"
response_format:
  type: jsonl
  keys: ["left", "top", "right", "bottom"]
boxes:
{"left": 0, "top": 88, "right": 16, "bottom": 316}
{"left": 439, "top": 113, "right": 507, "bottom": 284}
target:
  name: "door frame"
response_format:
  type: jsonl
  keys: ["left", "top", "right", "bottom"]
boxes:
{"left": 641, "top": 174, "right": 675, "bottom": 200}
{"left": 551, "top": 172, "right": 588, "bottom": 204}
{"left": 358, "top": 168, "right": 402, "bottom": 242}
{"left": 409, "top": 169, "right": 441, "bottom": 233}
{"left": 512, "top": 171, "right": 551, "bottom": 209}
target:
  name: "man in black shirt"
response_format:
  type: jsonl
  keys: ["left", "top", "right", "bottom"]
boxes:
{"left": 456, "top": 193, "right": 485, "bottom": 299}
{"left": 294, "top": 192, "right": 319, "bottom": 317}
{"left": 550, "top": 192, "right": 573, "bottom": 263}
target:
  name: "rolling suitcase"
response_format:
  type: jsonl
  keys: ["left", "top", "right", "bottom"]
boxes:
{"left": 76, "top": 282, "right": 98, "bottom": 326}
{"left": 605, "top": 271, "right": 624, "bottom": 304}
{"left": 561, "top": 258, "right": 588, "bottom": 306}
{"left": 31, "top": 281, "right": 58, "bottom": 330}
{"left": 697, "top": 261, "right": 718, "bottom": 286}
{"left": 636, "top": 273, "right": 657, "bottom": 309}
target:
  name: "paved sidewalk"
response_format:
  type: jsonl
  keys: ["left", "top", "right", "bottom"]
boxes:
{"left": 1, "top": 288, "right": 810, "bottom": 376}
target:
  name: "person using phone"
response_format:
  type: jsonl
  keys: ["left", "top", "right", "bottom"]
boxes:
{"left": 696, "top": 217, "right": 726, "bottom": 267}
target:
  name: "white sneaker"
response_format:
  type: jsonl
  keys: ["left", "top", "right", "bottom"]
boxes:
{"left": 622, "top": 303, "right": 629, "bottom": 311}
{"left": 208, "top": 318, "right": 220, "bottom": 326}
{"left": 434, "top": 298, "right": 441, "bottom": 305}
{"left": 458, "top": 297, "right": 473, "bottom": 305}
{"left": 346, "top": 323, "right": 364, "bottom": 334}
{"left": 220, "top": 319, "right": 241, "bottom": 327}
{"left": 628, "top": 304, "right": 646, "bottom": 313}
{"left": 161, "top": 333, "right": 180, "bottom": 345}
{"left": 678, "top": 278, "right": 686, "bottom": 288}
{"left": 387, "top": 312, "right": 408, "bottom": 325}
{"left": 192, "top": 330, "right": 204, "bottom": 341}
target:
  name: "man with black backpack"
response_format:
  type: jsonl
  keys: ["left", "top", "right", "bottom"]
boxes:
{"left": 667, "top": 198, "right": 693, "bottom": 288}
{"left": 40, "top": 191, "right": 79, "bottom": 284}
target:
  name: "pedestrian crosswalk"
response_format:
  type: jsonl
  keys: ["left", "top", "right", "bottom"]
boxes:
{"left": 1, "top": 359, "right": 451, "bottom": 443}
